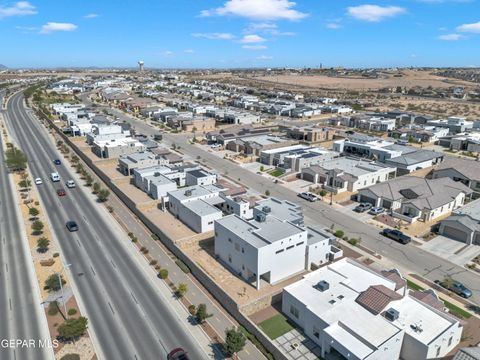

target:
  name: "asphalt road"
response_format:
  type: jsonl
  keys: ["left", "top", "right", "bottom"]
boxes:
{"left": 5, "top": 92, "right": 211, "bottom": 360}
{"left": 0, "top": 92, "right": 52, "bottom": 360}
{"left": 96, "top": 100, "right": 480, "bottom": 306}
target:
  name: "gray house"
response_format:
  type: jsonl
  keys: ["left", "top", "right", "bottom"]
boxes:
{"left": 431, "top": 157, "right": 480, "bottom": 199}
{"left": 439, "top": 199, "right": 480, "bottom": 245}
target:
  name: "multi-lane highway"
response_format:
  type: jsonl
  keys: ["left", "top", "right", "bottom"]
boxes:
{"left": 0, "top": 91, "right": 52, "bottom": 360}
{"left": 5, "top": 92, "right": 210, "bottom": 360}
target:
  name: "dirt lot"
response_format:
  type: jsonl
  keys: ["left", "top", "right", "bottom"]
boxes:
{"left": 252, "top": 70, "right": 476, "bottom": 91}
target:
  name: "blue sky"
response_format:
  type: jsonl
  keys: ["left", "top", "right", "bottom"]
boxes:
{"left": 0, "top": 0, "right": 479, "bottom": 68}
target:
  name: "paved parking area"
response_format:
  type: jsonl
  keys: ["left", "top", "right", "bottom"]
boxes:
{"left": 420, "top": 236, "right": 480, "bottom": 266}
{"left": 333, "top": 202, "right": 375, "bottom": 222}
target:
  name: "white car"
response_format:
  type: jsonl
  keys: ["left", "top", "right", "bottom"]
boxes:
{"left": 34, "top": 178, "right": 43, "bottom": 185}
{"left": 298, "top": 191, "right": 317, "bottom": 202}
{"left": 50, "top": 172, "right": 60, "bottom": 182}
{"left": 66, "top": 180, "right": 75, "bottom": 188}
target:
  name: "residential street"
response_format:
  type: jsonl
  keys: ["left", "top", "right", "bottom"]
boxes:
{"left": 91, "top": 98, "right": 480, "bottom": 306}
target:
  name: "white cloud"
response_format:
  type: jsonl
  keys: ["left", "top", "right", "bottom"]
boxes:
{"left": 242, "top": 44, "right": 267, "bottom": 50}
{"left": 240, "top": 34, "right": 266, "bottom": 43}
{"left": 0, "top": 1, "right": 37, "bottom": 18}
{"left": 326, "top": 22, "right": 342, "bottom": 29}
{"left": 456, "top": 21, "right": 480, "bottom": 33}
{"left": 192, "top": 32, "right": 234, "bottom": 40}
{"left": 184, "top": 49, "right": 195, "bottom": 53}
{"left": 257, "top": 55, "right": 273, "bottom": 60}
{"left": 161, "top": 50, "right": 174, "bottom": 56}
{"left": 84, "top": 13, "right": 99, "bottom": 19}
{"left": 347, "top": 5, "right": 406, "bottom": 22}
{"left": 244, "top": 22, "right": 295, "bottom": 36}
{"left": 15, "top": 25, "right": 36, "bottom": 31}
{"left": 40, "top": 22, "right": 77, "bottom": 34}
{"left": 201, "top": 0, "right": 307, "bottom": 21}
{"left": 437, "top": 33, "right": 462, "bottom": 40}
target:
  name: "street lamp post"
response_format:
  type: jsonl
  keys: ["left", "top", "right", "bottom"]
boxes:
{"left": 56, "top": 263, "right": 72, "bottom": 319}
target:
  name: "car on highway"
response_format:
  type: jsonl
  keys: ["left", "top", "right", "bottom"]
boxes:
{"left": 436, "top": 279, "right": 472, "bottom": 298}
{"left": 34, "top": 177, "right": 43, "bottom": 185}
{"left": 53, "top": 159, "right": 62, "bottom": 165}
{"left": 167, "top": 348, "right": 189, "bottom": 360}
{"left": 66, "top": 180, "right": 75, "bottom": 188}
{"left": 56, "top": 188, "right": 66, "bottom": 197}
{"left": 354, "top": 203, "right": 372, "bottom": 213}
{"left": 369, "top": 206, "right": 385, "bottom": 215}
{"left": 66, "top": 221, "right": 79, "bottom": 232}
{"left": 50, "top": 172, "right": 61, "bottom": 182}
{"left": 381, "top": 229, "right": 411, "bottom": 244}
{"left": 297, "top": 191, "right": 317, "bottom": 202}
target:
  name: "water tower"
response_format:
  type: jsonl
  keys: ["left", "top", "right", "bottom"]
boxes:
{"left": 138, "top": 60, "right": 144, "bottom": 72}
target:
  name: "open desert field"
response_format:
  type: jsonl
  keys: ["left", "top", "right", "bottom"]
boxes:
{"left": 250, "top": 70, "right": 477, "bottom": 91}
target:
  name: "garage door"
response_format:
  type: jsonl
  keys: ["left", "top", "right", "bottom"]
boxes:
{"left": 442, "top": 226, "right": 469, "bottom": 243}
{"left": 474, "top": 234, "right": 480, "bottom": 246}
{"left": 302, "top": 172, "right": 316, "bottom": 183}
{"left": 360, "top": 195, "right": 377, "bottom": 206}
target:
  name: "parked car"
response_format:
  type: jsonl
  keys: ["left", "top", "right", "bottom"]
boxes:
{"left": 396, "top": 139, "right": 408, "bottom": 146}
{"left": 53, "top": 159, "right": 61, "bottom": 165}
{"left": 354, "top": 203, "right": 372, "bottom": 213}
{"left": 66, "top": 221, "right": 79, "bottom": 232}
{"left": 167, "top": 348, "right": 189, "bottom": 360}
{"left": 34, "top": 177, "right": 43, "bottom": 185}
{"left": 210, "top": 143, "right": 221, "bottom": 149}
{"left": 66, "top": 180, "right": 75, "bottom": 188}
{"left": 436, "top": 279, "right": 472, "bottom": 298}
{"left": 298, "top": 192, "right": 317, "bottom": 202}
{"left": 50, "top": 172, "right": 61, "bottom": 182}
{"left": 369, "top": 207, "right": 385, "bottom": 215}
{"left": 57, "top": 188, "right": 66, "bottom": 197}
{"left": 381, "top": 229, "right": 411, "bottom": 244}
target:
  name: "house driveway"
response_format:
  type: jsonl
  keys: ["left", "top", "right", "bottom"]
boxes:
{"left": 420, "top": 236, "right": 480, "bottom": 266}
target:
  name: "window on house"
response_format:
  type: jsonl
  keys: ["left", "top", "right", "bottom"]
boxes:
{"left": 448, "top": 337, "right": 452, "bottom": 346}
{"left": 275, "top": 249, "right": 284, "bottom": 254}
{"left": 241, "top": 247, "right": 244, "bottom": 253}
{"left": 228, "top": 254, "right": 232, "bottom": 263}
{"left": 296, "top": 242, "right": 304, "bottom": 246}
{"left": 286, "top": 245, "right": 294, "bottom": 250}
{"left": 313, "top": 326, "right": 320, "bottom": 339}
{"left": 290, "top": 305, "right": 299, "bottom": 318}
{"left": 208, "top": 221, "right": 213, "bottom": 225}
{"left": 436, "top": 347, "right": 441, "bottom": 357}
{"left": 228, "top": 238, "right": 232, "bottom": 243}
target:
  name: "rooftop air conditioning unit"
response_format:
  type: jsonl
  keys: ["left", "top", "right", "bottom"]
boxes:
{"left": 255, "top": 213, "right": 266, "bottom": 223}
{"left": 385, "top": 308, "right": 399, "bottom": 321}
{"left": 184, "top": 190, "right": 192, "bottom": 197}
{"left": 262, "top": 206, "right": 271, "bottom": 213}
{"left": 314, "top": 280, "right": 329, "bottom": 292}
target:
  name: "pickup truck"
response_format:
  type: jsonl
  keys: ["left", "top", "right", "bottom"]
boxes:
{"left": 381, "top": 229, "right": 411, "bottom": 244}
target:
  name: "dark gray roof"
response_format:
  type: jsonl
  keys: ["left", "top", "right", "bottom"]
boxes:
{"left": 434, "top": 156, "right": 480, "bottom": 181}
{"left": 385, "top": 150, "right": 443, "bottom": 166}
{"left": 453, "top": 347, "right": 480, "bottom": 360}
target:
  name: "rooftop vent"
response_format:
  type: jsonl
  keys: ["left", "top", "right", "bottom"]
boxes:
{"left": 184, "top": 190, "right": 192, "bottom": 197}
{"left": 262, "top": 206, "right": 271, "bottom": 213}
{"left": 385, "top": 308, "right": 399, "bottom": 321}
{"left": 314, "top": 280, "right": 330, "bottom": 292}
{"left": 255, "top": 212, "right": 266, "bottom": 223}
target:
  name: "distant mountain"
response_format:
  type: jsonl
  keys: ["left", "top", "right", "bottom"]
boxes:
{"left": 0, "top": 64, "right": 7, "bottom": 70}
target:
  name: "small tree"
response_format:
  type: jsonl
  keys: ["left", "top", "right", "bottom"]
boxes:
{"left": 195, "top": 303, "right": 211, "bottom": 323}
{"left": 334, "top": 230, "right": 345, "bottom": 238}
{"left": 19, "top": 178, "right": 31, "bottom": 189}
{"left": 84, "top": 174, "right": 93, "bottom": 186}
{"left": 97, "top": 189, "right": 110, "bottom": 202}
{"left": 37, "top": 237, "right": 50, "bottom": 253}
{"left": 93, "top": 182, "right": 101, "bottom": 194}
{"left": 45, "top": 274, "right": 65, "bottom": 292}
{"left": 32, "top": 220, "right": 44, "bottom": 234}
{"left": 224, "top": 328, "right": 246, "bottom": 357}
{"left": 5, "top": 147, "right": 27, "bottom": 171}
{"left": 176, "top": 283, "right": 188, "bottom": 298}
{"left": 48, "top": 301, "right": 59, "bottom": 316}
{"left": 29, "top": 207, "right": 40, "bottom": 219}
{"left": 265, "top": 190, "right": 270, "bottom": 196}
{"left": 259, "top": 165, "right": 264, "bottom": 172}
{"left": 158, "top": 269, "right": 169, "bottom": 279}
{"left": 319, "top": 189, "right": 327, "bottom": 197}
{"left": 57, "top": 317, "right": 88, "bottom": 340}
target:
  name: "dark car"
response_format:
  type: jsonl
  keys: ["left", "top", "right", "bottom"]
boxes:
{"left": 57, "top": 188, "right": 66, "bottom": 197}
{"left": 381, "top": 229, "right": 411, "bottom": 244}
{"left": 354, "top": 203, "right": 372, "bottom": 213}
{"left": 54, "top": 159, "right": 62, "bottom": 165}
{"left": 437, "top": 280, "right": 472, "bottom": 298}
{"left": 66, "top": 221, "right": 79, "bottom": 232}
{"left": 167, "top": 348, "right": 189, "bottom": 360}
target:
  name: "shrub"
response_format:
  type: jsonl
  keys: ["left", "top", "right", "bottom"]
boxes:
{"left": 176, "top": 283, "right": 188, "bottom": 298}
{"left": 60, "top": 355, "right": 80, "bottom": 360}
{"left": 195, "top": 303, "right": 211, "bottom": 323}
{"left": 67, "top": 308, "right": 77, "bottom": 316}
{"left": 106, "top": 205, "right": 114, "bottom": 213}
{"left": 48, "top": 301, "right": 59, "bottom": 316}
{"left": 188, "top": 304, "right": 196, "bottom": 315}
{"left": 29, "top": 207, "right": 39, "bottom": 219}
{"left": 348, "top": 238, "right": 359, "bottom": 246}
{"left": 150, "top": 260, "right": 158, "bottom": 266}
{"left": 334, "top": 230, "right": 344, "bottom": 238}
{"left": 175, "top": 259, "right": 190, "bottom": 274}
{"left": 57, "top": 317, "right": 88, "bottom": 340}
{"left": 31, "top": 220, "right": 44, "bottom": 234}
{"left": 37, "top": 237, "right": 50, "bottom": 253}
{"left": 224, "top": 328, "right": 246, "bottom": 357}
{"left": 265, "top": 190, "right": 270, "bottom": 196}
{"left": 53, "top": 252, "right": 60, "bottom": 258}
{"left": 45, "top": 274, "right": 65, "bottom": 292}
{"left": 158, "top": 269, "right": 169, "bottom": 279}
{"left": 40, "top": 259, "right": 55, "bottom": 266}
{"left": 319, "top": 189, "right": 327, "bottom": 197}
{"left": 151, "top": 234, "right": 159, "bottom": 241}
{"left": 128, "top": 232, "right": 134, "bottom": 238}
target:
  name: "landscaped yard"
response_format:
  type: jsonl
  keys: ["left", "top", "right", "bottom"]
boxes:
{"left": 443, "top": 300, "right": 473, "bottom": 319}
{"left": 258, "top": 314, "right": 294, "bottom": 340}
{"left": 268, "top": 169, "right": 284, "bottom": 177}
{"left": 406, "top": 279, "right": 424, "bottom": 291}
